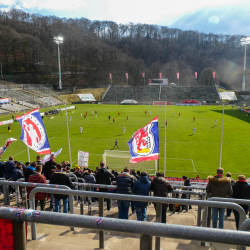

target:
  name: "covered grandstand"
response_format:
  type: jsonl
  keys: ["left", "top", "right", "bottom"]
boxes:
{"left": 102, "top": 85, "right": 221, "bottom": 104}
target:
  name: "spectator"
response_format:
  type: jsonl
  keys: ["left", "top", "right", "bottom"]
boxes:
{"left": 232, "top": 175, "right": 250, "bottom": 230}
{"left": 116, "top": 167, "right": 134, "bottom": 219}
{"left": 206, "top": 168, "right": 232, "bottom": 229}
{"left": 36, "top": 155, "right": 44, "bottom": 168}
{"left": 74, "top": 167, "right": 83, "bottom": 178}
{"left": 50, "top": 163, "right": 72, "bottom": 213}
{"left": 151, "top": 172, "right": 173, "bottom": 223}
{"left": 84, "top": 169, "right": 96, "bottom": 202}
{"left": 24, "top": 162, "right": 37, "bottom": 182}
{"left": 226, "top": 172, "right": 235, "bottom": 217}
{"left": 94, "top": 166, "right": 99, "bottom": 175}
{"left": 96, "top": 161, "right": 115, "bottom": 211}
{"left": 0, "top": 160, "right": 5, "bottom": 178}
{"left": 131, "top": 169, "right": 140, "bottom": 180}
{"left": 4, "top": 156, "right": 16, "bottom": 180}
{"left": 136, "top": 170, "right": 141, "bottom": 177}
{"left": 43, "top": 154, "right": 56, "bottom": 179}
{"left": 27, "top": 165, "right": 47, "bottom": 210}
{"left": 132, "top": 171, "right": 151, "bottom": 221}
{"left": 47, "top": 165, "right": 57, "bottom": 208}
{"left": 12, "top": 162, "right": 24, "bottom": 181}
{"left": 182, "top": 176, "right": 192, "bottom": 211}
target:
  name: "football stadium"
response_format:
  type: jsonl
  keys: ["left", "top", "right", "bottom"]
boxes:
{"left": 0, "top": 82, "right": 250, "bottom": 250}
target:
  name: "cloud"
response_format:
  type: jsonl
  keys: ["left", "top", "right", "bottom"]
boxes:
{"left": 0, "top": 0, "right": 87, "bottom": 11}
{"left": 170, "top": 3, "right": 250, "bottom": 35}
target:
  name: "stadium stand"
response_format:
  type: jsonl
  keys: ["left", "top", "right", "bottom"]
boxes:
{"left": 0, "top": 103, "right": 29, "bottom": 112}
{"left": 102, "top": 85, "right": 221, "bottom": 104}
{"left": 37, "top": 97, "right": 62, "bottom": 106}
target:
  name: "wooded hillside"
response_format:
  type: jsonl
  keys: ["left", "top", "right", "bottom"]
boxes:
{"left": 0, "top": 8, "right": 248, "bottom": 89}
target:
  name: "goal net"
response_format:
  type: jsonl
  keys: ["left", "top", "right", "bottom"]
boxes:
{"left": 102, "top": 150, "right": 157, "bottom": 174}
{"left": 153, "top": 101, "right": 166, "bottom": 105}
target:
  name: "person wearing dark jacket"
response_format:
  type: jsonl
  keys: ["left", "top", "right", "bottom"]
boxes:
{"left": 27, "top": 165, "right": 47, "bottom": 210}
{"left": 151, "top": 172, "right": 173, "bottom": 223}
{"left": 232, "top": 175, "right": 250, "bottom": 229}
{"left": 132, "top": 171, "right": 151, "bottom": 221}
{"left": 84, "top": 169, "right": 96, "bottom": 202}
{"left": 116, "top": 167, "right": 134, "bottom": 219}
{"left": 24, "top": 162, "right": 37, "bottom": 182}
{"left": 0, "top": 160, "right": 5, "bottom": 178}
{"left": 182, "top": 176, "right": 192, "bottom": 211}
{"left": 12, "top": 162, "right": 24, "bottom": 181}
{"left": 42, "top": 154, "right": 56, "bottom": 179}
{"left": 4, "top": 156, "right": 16, "bottom": 179}
{"left": 50, "top": 163, "right": 72, "bottom": 213}
{"left": 47, "top": 165, "right": 57, "bottom": 208}
{"left": 36, "top": 155, "right": 45, "bottom": 168}
{"left": 96, "top": 162, "right": 115, "bottom": 210}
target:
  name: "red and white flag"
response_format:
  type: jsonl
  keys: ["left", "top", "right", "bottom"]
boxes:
{"left": 142, "top": 73, "right": 145, "bottom": 78}
{"left": 109, "top": 73, "right": 112, "bottom": 80}
{"left": 159, "top": 73, "right": 162, "bottom": 79}
{"left": 177, "top": 73, "right": 179, "bottom": 79}
{"left": 126, "top": 73, "right": 128, "bottom": 79}
{"left": 195, "top": 72, "right": 197, "bottom": 78}
{"left": 213, "top": 72, "right": 215, "bottom": 79}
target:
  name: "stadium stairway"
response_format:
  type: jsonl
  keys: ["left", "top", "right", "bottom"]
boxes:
{"left": 0, "top": 194, "right": 247, "bottom": 250}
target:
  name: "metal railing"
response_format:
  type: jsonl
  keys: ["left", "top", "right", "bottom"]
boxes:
{"left": 0, "top": 207, "right": 250, "bottom": 250}
{"left": 28, "top": 187, "right": 246, "bottom": 249}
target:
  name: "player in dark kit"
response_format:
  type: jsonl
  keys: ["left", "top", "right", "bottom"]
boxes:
{"left": 114, "top": 139, "right": 119, "bottom": 149}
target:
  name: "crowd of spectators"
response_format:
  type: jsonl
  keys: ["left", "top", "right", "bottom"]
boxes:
{"left": 0, "top": 156, "right": 250, "bottom": 230}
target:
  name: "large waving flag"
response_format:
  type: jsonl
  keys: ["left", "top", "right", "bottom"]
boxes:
{"left": 19, "top": 108, "right": 51, "bottom": 155}
{"left": 0, "top": 138, "right": 17, "bottom": 157}
{"left": 128, "top": 116, "right": 159, "bottom": 163}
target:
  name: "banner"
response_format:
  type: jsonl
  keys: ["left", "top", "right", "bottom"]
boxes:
{"left": 109, "top": 73, "right": 112, "bottom": 80}
{"left": 0, "top": 138, "right": 17, "bottom": 157}
{"left": 142, "top": 73, "right": 145, "bottom": 78}
{"left": 127, "top": 116, "right": 159, "bottom": 163}
{"left": 177, "top": 73, "right": 179, "bottom": 79}
{"left": 125, "top": 73, "right": 128, "bottom": 79}
{"left": 19, "top": 108, "right": 51, "bottom": 155}
{"left": 77, "top": 94, "right": 96, "bottom": 102}
{"left": 0, "top": 98, "right": 11, "bottom": 104}
{"left": 0, "top": 119, "right": 14, "bottom": 126}
{"left": 195, "top": 72, "right": 197, "bottom": 78}
{"left": 78, "top": 151, "right": 89, "bottom": 167}
{"left": 159, "top": 73, "right": 162, "bottom": 79}
{"left": 41, "top": 148, "right": 63, "bottom": 163}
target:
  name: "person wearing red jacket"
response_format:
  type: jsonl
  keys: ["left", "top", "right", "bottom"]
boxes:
{"left": 27, "top": 165, "right": 47, "bottom": 210}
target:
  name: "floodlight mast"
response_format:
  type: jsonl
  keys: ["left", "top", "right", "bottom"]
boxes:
{"left": 240, "top": 37, "right": 250, "bottom": 91}
{"left": 54, "top": 37, "right": 63, "bottom": 90}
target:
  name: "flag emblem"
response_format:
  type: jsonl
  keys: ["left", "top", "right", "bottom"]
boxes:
{"left": 128, "top": 116, "right": 159, "bottom": 163}
{"left": 19, "top": 108, "right": 51, "bottom": 154}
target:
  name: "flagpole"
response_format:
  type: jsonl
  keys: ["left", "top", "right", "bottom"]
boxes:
{"left": 219, "top": 103, "right": 224, "bottom": 168}
{"left": 65, "top": 101, "right": 72, "bottom": 168}
{"left": 164, "top": 102, "right": 166, "bottom": 176}
{"left": 23, "top": 101, "right": 30, "bottom": 162}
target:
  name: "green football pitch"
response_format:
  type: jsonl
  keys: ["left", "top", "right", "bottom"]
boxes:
{"left": 0, "top": 104, "right": 249, "bottom": 179}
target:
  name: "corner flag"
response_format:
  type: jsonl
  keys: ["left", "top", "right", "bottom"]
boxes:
{"left": 128, "top": 116, "right": 159, "bottom": 163}
{"left": 19, "top": 108, "right": 51, "bottom": 155}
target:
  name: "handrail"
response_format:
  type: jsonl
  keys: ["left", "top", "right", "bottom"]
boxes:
{"left": 208, "top": 197, "right": 250, "bottom": 206}
{"left": 0, "top": 207, "right": 250, "bottom": 250}
{"left": 29, "top": 187, "right": 245, "bottom": 227}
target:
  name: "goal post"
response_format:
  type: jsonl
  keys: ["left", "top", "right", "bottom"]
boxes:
{"left": 102, "top": 150, "right": 157, "bottom": 175}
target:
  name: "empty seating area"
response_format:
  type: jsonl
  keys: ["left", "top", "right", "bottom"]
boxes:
{"left": 37, "top": 97, "right": 62, "bottom": 106}
{"left": 0, "top": 103, "right": 29, "bottom": 112}
{"left": 103, "top": 85, "right": 221, "bottom": 104}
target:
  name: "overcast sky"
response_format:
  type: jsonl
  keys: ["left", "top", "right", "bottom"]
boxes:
{"left": 1, "top": 0, "right": 250, "bottom": 35}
